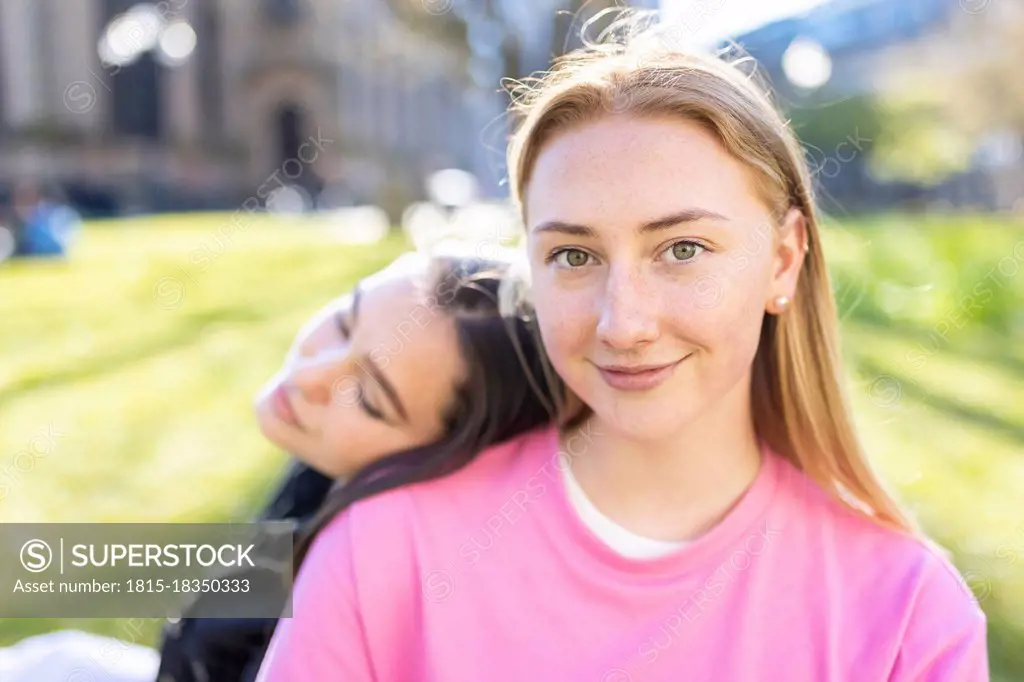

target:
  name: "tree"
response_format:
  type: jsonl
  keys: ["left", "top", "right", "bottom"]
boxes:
{"left": 867, "top": 3, "right": 1024, "bottom": 185}
{"left": 381, "top": 0, "right": 470, "bottom": 57}
{"left": 937, "top": 4, "right": 1024, "bottom": 138}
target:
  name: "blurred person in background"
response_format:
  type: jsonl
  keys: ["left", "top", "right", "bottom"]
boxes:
{"left": 2, "top": 179, "right": 82, "bottom": 260}
{"left": 1, "top": 249, "right": 577, "bottom": 682}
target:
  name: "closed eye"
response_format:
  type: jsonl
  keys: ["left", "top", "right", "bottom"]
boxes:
{"left": 334, "top": 310, "right": 351, "bottom": 339}
{"left": 356, "top": 383, "right": 385, "bottom": 421}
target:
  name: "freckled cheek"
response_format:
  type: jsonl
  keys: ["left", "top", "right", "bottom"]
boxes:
{"left": 665, "top": 276, "right": 766, "bottom": 351}
{"left": 535, "top": 295, "right": 595, "bottom": 365}
{"left": 662, "top": 297, "right": 727, "bottom": 351}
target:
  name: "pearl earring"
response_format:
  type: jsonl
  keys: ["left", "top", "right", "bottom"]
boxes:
{"left": 773, "top": 295, "right": 790, "bottom": 313}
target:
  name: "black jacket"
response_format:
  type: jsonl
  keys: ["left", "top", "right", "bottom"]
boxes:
{"left": 155, "top": 461, "right": 334, "bottom": 682}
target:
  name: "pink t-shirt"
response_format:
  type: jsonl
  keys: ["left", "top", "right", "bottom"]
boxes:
{"left": 258, "top": 425, "right": 988, "bottom": 681}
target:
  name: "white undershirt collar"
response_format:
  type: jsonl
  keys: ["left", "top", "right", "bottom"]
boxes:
{"left": 560, "top": 461, "right": 688, "bottom": 560}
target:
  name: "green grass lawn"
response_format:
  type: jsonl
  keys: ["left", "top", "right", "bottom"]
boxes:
{"left": 0, "top": 211, "right": 1021, "bottom": 679}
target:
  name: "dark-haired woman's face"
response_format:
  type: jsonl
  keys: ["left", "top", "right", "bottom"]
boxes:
{"left": 254, "top": 261, "right": 468, "bottom": 477}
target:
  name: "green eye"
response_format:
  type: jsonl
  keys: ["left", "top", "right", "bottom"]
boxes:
{"left": 556, "top": 249, "right": 590, "bottom": 267}
{"left": 670, "top": 241, "right": 701, "bottom": 262}
{"left": 568, "top": 251, "right": 588, "bottom": 267}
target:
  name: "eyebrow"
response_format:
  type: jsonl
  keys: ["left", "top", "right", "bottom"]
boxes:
{"left": 351, "top": 285, "right": 363, "bottom": 327}
{"left": 531, "top": 208, "right": 729, "bottom": 237}
{"left": 358, "top": 356, "right": 409, "bottom": 424}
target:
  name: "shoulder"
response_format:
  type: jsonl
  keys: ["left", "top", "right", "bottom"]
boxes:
{"left": 771, "top": 455, "right": 985, "bottom": 631}
{"left": 294, "top": 426, "right": 557, "bottom": 641}
{"left": 353, "top": 425, "right": 553, "bottom": 521}
{"left": 308, "top": 425, "right": 556, "bottom": 569}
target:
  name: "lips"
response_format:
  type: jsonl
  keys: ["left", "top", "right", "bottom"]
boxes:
{"left": 594, "top": 358, "right": 686, "bottom": 392}
{"left": 271, "top": 385, "right": 304, "bottom": 430}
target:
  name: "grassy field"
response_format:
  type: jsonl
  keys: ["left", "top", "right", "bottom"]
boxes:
{"left": 0, "top": 212, "right": 1021, "bottom": 679}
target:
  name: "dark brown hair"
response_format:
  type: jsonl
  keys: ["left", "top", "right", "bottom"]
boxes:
{"left": 293, "top": 254, "right": 581, "bottom": 569}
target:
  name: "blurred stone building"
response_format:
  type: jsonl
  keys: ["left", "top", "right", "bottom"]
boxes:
{"left": 0, "top": 0, "right": 478, "bottom": 217}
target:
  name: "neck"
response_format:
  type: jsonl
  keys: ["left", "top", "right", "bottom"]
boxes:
{"left": 561, "top": 384, "right": 762, "bottom": 543}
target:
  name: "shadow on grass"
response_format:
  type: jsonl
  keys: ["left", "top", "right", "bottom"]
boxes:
{"left": 845, "top": 312, "right": 1024, "bottom": 379}
{"left": 855, "top": 357, "right": 1024, "bottom": 443}
{"left": 0, "top": 307, "right": 286, "bottom": 409}
{"left": 987, "top": 611, "right": 1024, "bottom": 682}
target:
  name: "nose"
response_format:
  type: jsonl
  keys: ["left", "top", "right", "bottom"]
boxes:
{"left": 286, "top": 347, "right": 353, "bottom": 406}
{"left": 595, "top": 264, "right": 659, "bottom": 351}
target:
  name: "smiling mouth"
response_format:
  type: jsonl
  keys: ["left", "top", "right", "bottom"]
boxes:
{"left": 593, "top": 357, "right": 688, "bottom": 392}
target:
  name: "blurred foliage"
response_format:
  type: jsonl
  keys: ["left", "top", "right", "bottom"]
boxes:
{"left": 936, "top": 4, "right": 1024, "bottom": 138}
{"left": 786, "top": 90, "right": 975, "bottom": 187}
{"left": 860, "top": 4, "right": 1024, "bottom": 187}
{"left": 868, "top": 88, "right": 976, "bottom": 186}
{"left": 382, "top": 0, "right": 470, "bottom": 57}
{"left": 787, "top": 93, "right": 884, "bottom": 157}
{"left": 827, "top": 213, "right": 1024, "bottom": 334}
{"left": 0, "top": 213, "right": 1022, "bottom": 679}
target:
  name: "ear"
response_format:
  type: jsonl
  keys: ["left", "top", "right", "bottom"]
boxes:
{"left": 767, "top": 207, "right": 808, "bottom": 314}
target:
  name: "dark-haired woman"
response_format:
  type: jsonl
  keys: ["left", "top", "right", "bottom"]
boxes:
{"left": 156, "top": 249, "right": 577, "bottom": 682}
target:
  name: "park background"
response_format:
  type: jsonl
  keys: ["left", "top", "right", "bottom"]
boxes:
{"left": 0, "top": 0, "right": 1022, "bottom": 680}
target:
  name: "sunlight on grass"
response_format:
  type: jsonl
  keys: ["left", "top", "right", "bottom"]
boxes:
{"left": 0, "top": 212, "right": 1021, "bottom": 677}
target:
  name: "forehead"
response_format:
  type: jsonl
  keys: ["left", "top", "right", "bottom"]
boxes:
{"left": 361, "top": 252, "right": 431, "bottom": 290}
{"left": 289, "top": 294, "right": 350, "bottom": 356}
{"left": 302, "top": 253, "right": 431, "bottom": 345}
{"left": 525, "top": 115, "right": 768, "bottom": 230}
{"left": 356, "top": 274, "right": 465, "bottom": 433}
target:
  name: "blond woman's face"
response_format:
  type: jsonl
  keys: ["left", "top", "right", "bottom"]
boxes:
{"left": 524, "top": 115, "right": 806, "bottom": 441}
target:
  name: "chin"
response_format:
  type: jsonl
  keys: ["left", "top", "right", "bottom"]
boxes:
{"left": 254, "top": 400, "right": 297, "bottom": 452}
{"left": 293, "top": 451, "right": 346, "bottom": 479}
{"left": 609, "top": 412, "right": 686, "bottom": 443}
{"left": 589, "top": 392, "right": 698, "bottom": 442}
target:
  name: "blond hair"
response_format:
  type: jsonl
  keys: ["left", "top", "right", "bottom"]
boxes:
{"left": 506, "top": 11, "right": 916, "bottom": 536}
